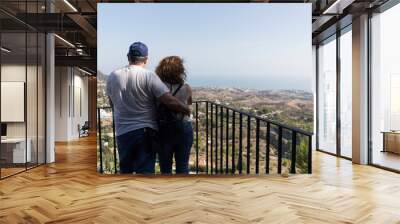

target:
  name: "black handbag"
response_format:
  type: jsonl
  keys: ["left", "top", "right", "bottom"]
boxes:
{"left": 157, "top": 84, "right": 184, "bottom": 140}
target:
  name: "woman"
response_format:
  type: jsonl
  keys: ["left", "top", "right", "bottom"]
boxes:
{"left": 155, "top": 56, "right": 193, "bottom": 174}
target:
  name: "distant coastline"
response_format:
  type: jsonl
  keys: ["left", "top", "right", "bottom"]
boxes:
{"left": 97, "top": 71, "right": 313, "bottom": 132}
{"left": 97, "top": 70, "right": 313, "bottom": 93}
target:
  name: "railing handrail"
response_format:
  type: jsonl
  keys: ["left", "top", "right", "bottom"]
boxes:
{"left": 98, "top": 100, "right": 313, "bottom": 137}
{"left": 97, "top": 100, "right": 313, "bottom": 174}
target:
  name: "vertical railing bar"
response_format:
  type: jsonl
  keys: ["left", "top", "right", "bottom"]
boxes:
{"left": 36, "top": 23, "right": 39, "bottom": 169}
{"left": 308, "top": 135, "right": 312, "bottom": 174}
{"left": 232, "top": 111, "right": 236, "bottom": 174}
{"left": 255, "top": 119, "right": 260, "bottom": 174}
{"left": 206, "top": 102, "right": 209, "bottom": 174}
{"left": 24, "top": 10, "right": 27, "bottom": 173}
{"left": 239, "top": 113, "right": 243, "bottom": 174}
{"left": 246, "top": 116, "right": 251, "bottom": 174}
{"left": 290, "top": 131, "right": 297, "bottom": 174}
{"left": 278, "top": 126, "right": 283, "bottom": 174}
{"left": 101, "top": 101, "right": 312, "bottom": 176}
{"left": 195, "top": 102, "right": 199, "bottom": 174}
{"left": 210, "top": 103, "right": 213, "bottom": 174}
{"left": 225, "top": 107, "right": 229, "bottom": 174}
{"left": 97, "top": 108, "right": 103, "bottom": 174}
{"left": 220, "top": 106, "right": 223, "bottom": 173}
{"left": 215, "top": 104, "right": 218, "bottom": 174}
{"left": 112, "top": 107, "right": 117, "bottom": 174}
{"left": 266, "top": 122, "right": 270, "bottom": 174}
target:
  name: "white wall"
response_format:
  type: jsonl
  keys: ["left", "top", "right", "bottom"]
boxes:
{"left": 71, "top": 72, "right": 89, "bottom": 138}
{"left": 55, "top": 66, "right": 69, "bottom": 141}
{"left": 1, "top": 65, "right": 26, "bottom": 140}
{"left": 55, "top": 67, "right": 89, "bottom": 141}
{"left": 1, "top": 63, "right": 46, "bottom": 164}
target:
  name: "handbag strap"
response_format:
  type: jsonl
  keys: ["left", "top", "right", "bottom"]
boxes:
{"left": 171, "top": 83, "right": 183, "bottom": 96}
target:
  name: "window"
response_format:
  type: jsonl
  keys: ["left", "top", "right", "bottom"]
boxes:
{"left": 390, "top": 74, "right": 400, "bottom": 130}
{"left": 318, "top": 36, "right": 337, "bottom": 154}
{"left": 0, "top": 1, "right": 47, "bottom": 179}
{"left": 371, "top": 3, "right": 400, "bottom": 171}
{"left": 340, "top": 29, "right": 352, "bottom": 158}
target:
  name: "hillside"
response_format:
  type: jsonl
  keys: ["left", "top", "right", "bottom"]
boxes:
{"left": 97, "top": 73, "right": 313, "bottom": 131}
{"left": 192, "top": 87, "right": 313, "bottom": 131}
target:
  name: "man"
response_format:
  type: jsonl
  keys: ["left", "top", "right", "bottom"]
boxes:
{"left": 106, "top": 42, "right": 190, "bottom": 174}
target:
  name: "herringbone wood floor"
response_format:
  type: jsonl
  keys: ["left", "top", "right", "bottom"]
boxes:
{"left": 1, "top": 136, "right": 400, "bottom": 224}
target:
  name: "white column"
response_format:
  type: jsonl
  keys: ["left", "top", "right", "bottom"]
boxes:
{"left": 46, "top": 32, "right": 55, "bottom": 163}
{"left": 312, "top": 45, "right": 317, "bottom": 150}
{"left": 352, "top": 14, "right": 369, "bottom": 164}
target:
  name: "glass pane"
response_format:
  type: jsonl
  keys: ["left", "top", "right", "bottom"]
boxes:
{"left": 340, "top": 30, "right": 352, "bottom": 158}
{"left": 27, "top": 31, "right": 38, "bottom": 169}
{"left": 26, "top": 0, "right": 39, "bottom": 169}
{"left": 371, "top": 4, "right": 400, "bottom": 171}
{"left": 318, "top": 37, "right": 337, "bottom": 154}
{"left": 38, "top": 33, "right": 46, "bottom": 164}
{"left": 1, "top": 31, "right": 27, "bottom": 177}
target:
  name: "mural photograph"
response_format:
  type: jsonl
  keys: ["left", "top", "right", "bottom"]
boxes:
{"left": 97, "top": 3, "right": 313, "bottom": 175}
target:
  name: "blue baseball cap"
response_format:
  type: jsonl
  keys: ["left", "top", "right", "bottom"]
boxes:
{"left": 127, "top": 42, "right": 148, "bottom": 58}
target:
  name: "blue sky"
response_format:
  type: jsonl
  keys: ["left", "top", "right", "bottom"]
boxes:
{"left": 98, "top": 3, "right": 312, "bottom": 91}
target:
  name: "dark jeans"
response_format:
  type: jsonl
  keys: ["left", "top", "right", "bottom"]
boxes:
{"left": 159, "top": 121, "right": 193, "bottom": 174}
{"left": 116, "top": 128, "right": 156, "bottom": 174}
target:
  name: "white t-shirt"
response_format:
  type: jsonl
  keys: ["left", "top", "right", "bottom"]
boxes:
{"left": 106, "top": 65, "right": 169, "bottom": 136}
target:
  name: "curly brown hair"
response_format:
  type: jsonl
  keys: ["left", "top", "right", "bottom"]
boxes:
{"left": 155, "top": 56, "right": 186, "bottom": 85}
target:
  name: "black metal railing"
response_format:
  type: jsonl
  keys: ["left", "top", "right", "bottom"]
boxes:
{"left": 97, "top": 101, "right": 313, "bottom": 174}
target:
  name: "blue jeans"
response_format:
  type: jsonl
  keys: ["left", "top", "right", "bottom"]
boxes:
{"left": 159, "top": 121, "right": 193, "bottom": 174}
{"left": 116, "top": 128, "right": 156, "bottom": 174}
